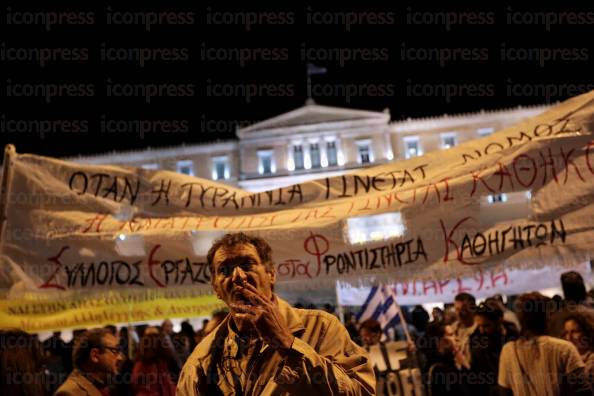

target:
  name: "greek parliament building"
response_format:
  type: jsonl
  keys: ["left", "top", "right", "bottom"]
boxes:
{"left": 71, "top": 101, "right": 549, "bottom": 244}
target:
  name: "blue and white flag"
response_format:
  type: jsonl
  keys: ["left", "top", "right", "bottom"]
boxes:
{"left": 356, "top": 285, "right": 401, "bottom": 338}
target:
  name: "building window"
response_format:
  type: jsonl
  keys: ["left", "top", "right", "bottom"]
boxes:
{"left": 176, "top": 160, "right": 194, "bottom": 176}
{"left": 347, "top": 213, "right": 406, "bottom": 244}
{"left": 257, "top": 150, "right": 275, "bottom": 175}
{"left": 404, "top": 136, "right": 422, "bottom": 158}
{"left": 293, "top": 145, "right": 304, "bottom": 170}
{"left": 441, "top": 133, "right": 457, "bottom": 149}
{"left": 478, "top": 127, "right": 494, "bottom": 137}
{"left": 356, "top": 140, "right": 373, "bottom": 164}
{"left": 488, "top": 194, "right": 508, "bottom": 203}
{"left": 326, "top": 141, "right": 338, "bottom": 166}
{"left": 212, "top": 156, "right": 229, "bottom": 180}
{"left": 141, "top": 163, "right": 158, "bottom": 170}
{"left": 310, "top": 143, "right": 321, "bottom": 168}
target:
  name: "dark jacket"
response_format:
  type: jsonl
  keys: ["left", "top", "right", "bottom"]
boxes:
{"left": 469, "top": 321, "right": 519, "bottom": 396}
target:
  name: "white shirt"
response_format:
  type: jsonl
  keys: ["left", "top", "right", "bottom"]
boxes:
{"left": 498, "top": 336, "right": 585, "bottom": 396}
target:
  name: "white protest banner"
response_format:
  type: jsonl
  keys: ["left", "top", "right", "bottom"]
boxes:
{"left": 337, "top": 262, "right": 593, "bottom": 306}
{"left": 1, "top": 90, "right": 594, "bottom": 331}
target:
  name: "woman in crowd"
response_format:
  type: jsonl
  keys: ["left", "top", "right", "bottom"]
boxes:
{"left": 563, "top": 309, "right": 594, "bottom": 388}
{"left": 131, "top": 332, "right": 176, "bottom": 396}
{"left": 0, "top": 329, "right": 47, "bottom": 396}
{"left": 498, "top": 292, "right": 592, "bottom": 395}
{"left": 423, "top": 321, "right": 471, "bottom": 396}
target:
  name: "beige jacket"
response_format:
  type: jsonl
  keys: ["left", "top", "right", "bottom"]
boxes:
{"left": 177, "top": 297, "right": 376, "bottom": 395}
{"left": 53, "top": 369, "right": 104, "bottom": 396}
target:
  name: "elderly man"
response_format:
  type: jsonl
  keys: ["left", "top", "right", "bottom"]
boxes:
{"left": 54, "top": 328, "right": 124, "bottom": 396}
{"left": 177, "top": 232, "right": 375, "bottom": 395}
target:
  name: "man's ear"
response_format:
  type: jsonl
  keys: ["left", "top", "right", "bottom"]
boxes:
{"left": 90, "top": 347, "right": 101, "bottom": 364}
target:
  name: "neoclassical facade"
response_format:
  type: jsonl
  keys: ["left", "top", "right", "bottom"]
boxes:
{"left": 73, "top": 101, "right": 548, "bottom": 192}
{"left": 71, "top": 101, "right": 548, "bottom": 242}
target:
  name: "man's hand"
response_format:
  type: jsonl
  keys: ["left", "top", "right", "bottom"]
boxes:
{"left": 230, "top": 282, "right": 295, "bottom": 351}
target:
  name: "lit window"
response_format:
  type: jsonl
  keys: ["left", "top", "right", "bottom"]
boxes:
{"left": 478, "top": 127, "right": 494, "bottom": 137}
{"left": 257, "top": 150, "right": 275, "bottom": 175}
{"left": 488, "top": 194, "right": 508, "bottom": 203}
{"left": 327, "top": 141, "right": 338, "bottom": 166}
{"left": 404, "top": 136, "right": 422, "bottom": 158}
{"left": 176, "top": 160, "right": 194, "bottom": 176}
{"left": 441, "top": 133, "right": 457, "bottom": 149}
{"left": 293, "top": 145, "right": 304, "bottom": 170}
{"left": 347, "top": 213, "right": 406, "bottom": 244}
{"left": 310, "top": 143, "right": 321, "bottom": 168}
{"left": 212, "top": 156, "right": 229, "bottom": 180}
{"left": 356, "top": 140, "right": 373, "bottom": 164}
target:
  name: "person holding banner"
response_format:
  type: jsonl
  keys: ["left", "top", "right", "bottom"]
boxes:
{"left": 176, "top": 232, "right": 375, "bottom": 395}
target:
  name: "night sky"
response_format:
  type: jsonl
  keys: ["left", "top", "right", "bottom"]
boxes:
{"left": 1, "top": 4, "right": 593, "bottom": 158}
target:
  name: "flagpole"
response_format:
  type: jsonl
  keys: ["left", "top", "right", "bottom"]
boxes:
{"left": 0, "top": 144, "right": 16, "bottom": 251}
{"left": 335, "top": 280, "right": 345, "bottom": 324}
{"left": 306, "top": 67, "right": 312, "bottom": 100}
{"left": 385, "top": 285, "right": 420, "bottom": 396}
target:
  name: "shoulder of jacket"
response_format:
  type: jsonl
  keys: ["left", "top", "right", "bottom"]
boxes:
{"left": 185, "top": 325, "right": 224, "bottom": 365}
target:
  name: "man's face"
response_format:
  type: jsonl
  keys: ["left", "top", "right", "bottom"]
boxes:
{"left": 93, "top": 334, "right": 123, "bottom": 377}
{"left": 360, "top": 328, "right": 381, "bottom": 347}
{"left": 476, "top": 315, "right": 498, "bottom": 336}
{"left": 211, "top": 243, "right": 275, "bottom": 332}
{"left": 454, "top": 300, "right": 473, "bottom": 321}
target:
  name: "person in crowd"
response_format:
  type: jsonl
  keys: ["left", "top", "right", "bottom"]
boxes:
{"left": 443, "top": 304, "right": 457, "bottom": 325}
{"left": 390, "top": 306, "right": 419, "bottom": 342}
{"left": 563, "top": 310, "right": 594, "bottom": 388}
{"left": 550, "top": 271, "right": 594, "bottom": 337}
{"left": 131, "top": 333, "right": 176, "bottom": 396}
{"left": 468, "top": 299, "right": 519, "bottom": 396}
{"left": 423, "top": 322, "right": 471, "bottom": 396}
{"left": 491, "top": 294, "right": 521, "bottom": 331}
{"left": 54, "top": 328, "right": 124, "bottom": 396}
{"left": 177, "top": 232, "right": 375, "bottom": 395}
{"left": 451, "top": 293, "right": 477, "bottom": 366}
{"left": 62, "top": 329, "right": 85, "bottom": 375}
{"left": 498, "top": 292, "right": 591, "bottom": 396}
{"left": 0, "top": 329, "right": 47, "bottom": 396}
{"left": 159, "top": 320, "right": 182, "bottom": 380}
{"left": 180, "top": 321, "right": 196, "bottom": 352}
{"left": 193, "top": 319, "right": 209, "bottom": 346}
{"left": 43, "top": 331, "right": 69, "bottom": 394}
{"left": 111, "top": 327, "right": 136, "bottom": 396}
{"left": 104, "top": 325, "right": 117, "bottom": 337}
{"left": 359, "top": 319, "right": 382, "bottom": 348}
{"left": 172, "top": 333, "right": 191, "bottom": 364}
{"left": 431, "top": 307, "right": 444, "bottom": 323}
{"left": 344, "top": 312, "right": 361, "bottom": 346}
{"left": 411, "top": 304, "right": 430, "bottom": 334}
{"left": 562, "top": 271, "right": 594, "bottom": 308}
{"left": 359, "top": 319, "right": 396, "bottom": 396}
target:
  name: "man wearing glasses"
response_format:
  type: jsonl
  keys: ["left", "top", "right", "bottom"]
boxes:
{"left": 177, "top": 232, "right": 375, "bottom": 395}
{"left": 54, "top": 328, "right": 124, "bottom": 396}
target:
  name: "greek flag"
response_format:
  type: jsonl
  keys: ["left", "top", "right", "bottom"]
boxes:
{"left": 356, "top": 285, "right": 401, "bottom": 338}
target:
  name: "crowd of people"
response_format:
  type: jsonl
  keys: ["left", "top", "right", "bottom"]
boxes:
{"left": 0, "top": 314, "right": 228, "bottom": 396}
{"left": 353, "top": 271, "right": 594, "bottom": 396}
{"left": 2, "top": 270, "right": 594, "bottom": 395}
